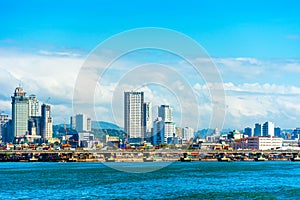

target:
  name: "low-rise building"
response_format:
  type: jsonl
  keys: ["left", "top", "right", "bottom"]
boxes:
{"left": 232, "top": 136, "right": 283, "bottom": 150}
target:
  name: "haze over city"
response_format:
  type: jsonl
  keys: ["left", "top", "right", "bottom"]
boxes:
{"left": 1, "top": 1, "right": 300, "bottom": 129}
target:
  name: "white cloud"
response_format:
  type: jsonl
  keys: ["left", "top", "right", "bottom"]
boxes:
{"left": 194, "top": 81, "right": 300, "bottom": 129}
{"left": 1, "top": 49, "right": 300, "bottom": 130}
{"left": 0, "top": 48, "right": 84, "bottom": 122}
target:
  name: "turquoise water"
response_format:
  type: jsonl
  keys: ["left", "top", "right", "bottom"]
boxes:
{"left": 1, "top": 162, "right": 300, "bottom": 199}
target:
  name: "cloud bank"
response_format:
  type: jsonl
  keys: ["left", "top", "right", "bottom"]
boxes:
{"left": 1, "top": 49, "right": 300, "bottom": 129}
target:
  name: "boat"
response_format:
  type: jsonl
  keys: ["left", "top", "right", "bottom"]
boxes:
{"left": 290, "top": 155, "right": 300, "bottom": 162}
{"left": 29, "top": 157, "right": 38, "bottom": 162}
{"left": 217, "top": 154, "right": 231, "bottom": 162}
{"left": 254, "top": 156, "right": 268, "bottom": 161}
{"left": 143, "top": 157, "right": 154, "bottom": 162}
{"left": 179, "top": 153, "right": 192, "bottom": 162}
{"left": 179, "top": 156, "right": 192, "bottom": 162}
{"left": 105, "top": 157, "right": 115, "bottom": 162}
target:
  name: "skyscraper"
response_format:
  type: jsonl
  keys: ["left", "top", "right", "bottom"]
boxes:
{"left": 244, "top": 127, "right": 252, "bottom": 137}
{"left": 158, "top": 105, "right": 173, "bottom": 122}
{"left": 0, "top": 113, "right": 9, "bottom": 139}
{"left": 143, "top": 102, "right": 152, "bottom": 142}
{"left": 41, "top": 104, "right": 53, "bottom": 139}
{"left": 124, "top": 91, "right": 144, "bottom": 142}
{"left": 70, "top": 116, "right": 76, "bottom": 129}
{"left": 28, "top": 94, "right": 40, "bottom": 117}
{"left": 254, "top": 123, "right": 262, "bottom": 136}
{"left": 262, "top": 121, "right": 274, "bottom": 137}
{"left": 183, "top": 127, "right": 194, "bottom": 141}
{"left": 152, "top": 117, "right": 164, "bottom": 145}
{"left": 11, "top": 86, "right": 29, "bottom": 137}
{"left": 274, "top": 127, "right": 281, "bottom": 137}
{"left": 72, "top": 113, "right": 91, "bottom": 132}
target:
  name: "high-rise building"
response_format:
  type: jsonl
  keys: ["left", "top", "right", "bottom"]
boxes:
{"left": 244, "top": 127, "right": 252, "bottom": 137}
{"left": 262, "top": 121, "right": 274, "bottom": 137}
{"left": 158, "top": 105, "right": 173, "bottom": 122}
{"left": 41, "top": 104, "right": 53, "bottom": 139}
{"left": 164, "top": 122, "right": 176, "bottom": 143}
{"left": 143, "top": 102, "right": 152, "bottom": 142}
{"left": 274, "top": 127, "right": 281, "bottom": 137}
{"left": 0, "top": 113, "right": 9, "bottom": 139}
{"left": 11, "top": 86, "right": 29, "bottom": 137}
{"left": 87, "top": 117, "right": 91, "bottom": 132}
{"left": 1, "top": 120, "right": 13, "bottom": 143}
{"left": 175, "top": 127, "right": 184, "bottom": 138}
{"left": 28, "top": 94, "right": 40, "bottom": 117}
{"left": 124, "top": 91, "right": 144, "bottom": 141}
{"left": 152, "top": 118, "right": 176, "bottom": 145}
{"left": 183, "top": 127, "right": 194, "bottom": 141}
{"left": 254, "top": 123, "right": 262, "bottom": 136}
{"left": 70, "top": 116, "right": 76, "bottom": 130}
{"left": 152, "top": 117, "right": 164, "bottom": 145}
{"left": 73, "top": 114, "right": 91, "bottom": 132}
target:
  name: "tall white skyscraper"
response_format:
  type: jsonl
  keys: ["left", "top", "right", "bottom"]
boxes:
{"left": 152, "top": 105, "right": 176, "bottom": 145}
{"left": 158, "top": 105, "right": 173, "bottom": 122}
{"left": 164, "top": 122, "right": 176, "bottom": 143}
{"left": 262, "top": 121, "right": 274, "bottom": 137}
{"left": 11, "top": 86, "right": 29, "bottom": 137}
{"left": 41, "top": 104, "right": 53, "bottom": 139}
{"left": 183, "top": 127, "right": 194, "bottom": 141}
{"left": 143, "top": 102, "right": 152, "bottom": 142}
{"left": 124, "top": 91, "right": 144, "bottom": 141}
{"left": 28, "top": 94, "right": 40, "bottom": 117}
{"left": 152, "top": 118, "right": 176, "bottom": 145}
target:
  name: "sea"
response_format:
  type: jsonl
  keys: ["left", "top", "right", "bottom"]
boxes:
{"left": 1, "top": 162, "right": 300, "bottom": 200}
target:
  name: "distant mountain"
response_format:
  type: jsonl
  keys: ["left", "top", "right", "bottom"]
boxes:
{"left": 92, "top": 121, "right": 123, "bottom": 130}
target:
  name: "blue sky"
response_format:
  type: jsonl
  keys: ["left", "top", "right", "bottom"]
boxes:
{"left": 1, "top": 1, "right": 300, "bottom": 58}
{"left": 1, "top": 1, "right": 300, "bottom": 129}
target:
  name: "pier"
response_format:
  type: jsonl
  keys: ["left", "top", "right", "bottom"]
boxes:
{"left": 0, "top": 150, "right": 300, "bottom": 162}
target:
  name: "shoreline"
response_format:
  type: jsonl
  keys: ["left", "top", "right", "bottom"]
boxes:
{"left": 0, "top": 149, "right": 299, "bottom": 162}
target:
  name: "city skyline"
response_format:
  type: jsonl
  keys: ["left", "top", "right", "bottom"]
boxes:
{"left": 0, "top": 85, "right": 296, "bottom": 134}
{"left": 0, "top": 1, "right": 300, "bottom": 129}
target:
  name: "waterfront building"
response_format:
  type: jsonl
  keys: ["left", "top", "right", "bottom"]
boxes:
{"left": 254, "top": 123, "right": 262, "bottom": 136}
{"left": 262, "top": 121, "right": 274, "bottom": 137}
{"left": 244, "top": 127, "right": 252, "bottom": 137}
{"left": 183, "top": 127, "right": 194, "bottom": 142}
{"left": 105, "top": 135, "right": 120, "bottom": 147}
{"left": 11, "top": 86, "right": 29, "bottom": 138}
{"left": 78, "top": 132, "right": 95, "bottom": 149}
{"left": 41, "top": 104, "right": 53, "bottom": 139}
{"left": 143, "top": 102, "right": 152, "bottom": 142}
{"left": 247, "top": 136, "right": 282, "bottom": 150}
{"left": 124, "top": 91, "right": 144, "bottom": 142}
{"left": 158, "top": 105, "right": 173, "bottom": 122}
{"left": 28, "top": 94, "right": 40, "bottom": 117}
